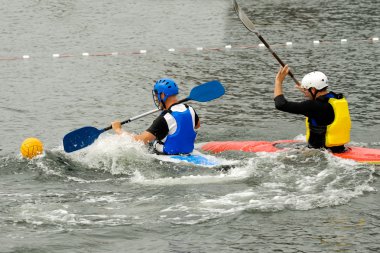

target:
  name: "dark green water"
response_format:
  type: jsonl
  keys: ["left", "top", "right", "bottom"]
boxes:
{"left": 0, "top": 0, "right": 379, "bottom": 252}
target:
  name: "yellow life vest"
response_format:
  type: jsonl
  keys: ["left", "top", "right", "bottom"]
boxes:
{"left": 305, "top": 97, "right": 351, "bottom": 147}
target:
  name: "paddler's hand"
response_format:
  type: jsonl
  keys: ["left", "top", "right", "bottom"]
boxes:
{"left": 276, "top": 65, "right": 303, "bottom": 93}
{"left": 112, "top": 121, "right": 123, "bottom": 135}
{"left": 274, "top": 65, "right": 289, "bottom": 98}
{"left": 275, "top": 65, "right": 289, "bottom": 84}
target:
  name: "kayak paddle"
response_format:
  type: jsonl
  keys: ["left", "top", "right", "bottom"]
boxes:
{"left": 63, "top": 80, "right": 225, "bottom": 153}
{"left": 233, "top": 0, "right": 301, "bottom": 86}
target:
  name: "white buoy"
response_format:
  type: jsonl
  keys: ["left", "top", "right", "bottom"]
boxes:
{"left": 196, "top": 47, "right": 203, "bottom": 51}
{"left": 111, "top": 52, "right": 118, "bottom": 56}
{"left": 139, "top": 49, "right": 147, "bottom": 54}
{"left": 341, "top": 39, "right": 347, "bottom": 43}
{"left": 258, "top": 43, "right": 265, "bottom": 47}
{"left": 22, "top": 55, "right": 30, "bottom": 59}
{"left": 82, "top": 52, "right": 89, "bottom": 56}
{"left": 52, "top": 54, "right": 60, "bottom": 58}
{"left": 372, "top": 37, "right": 379, "bottom": 42}
{"left": 225, "top": 45, "right": 232, "bottom": 49}
{"left": 286, "top": 42, "right": 292, "bottom": 46}
{"left": 313, "top": 40, "right": 320, "bottom": 45}
{"left": 168, "top": 48, "right": 175, "bottom": 52}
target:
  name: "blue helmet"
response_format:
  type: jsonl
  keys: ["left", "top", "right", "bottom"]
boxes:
{"left": 152, "top": 78, "right": 179, "bottom": 108}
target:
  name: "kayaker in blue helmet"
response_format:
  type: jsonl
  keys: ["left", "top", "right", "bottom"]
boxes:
{"left": 112, "top": 78, "right": 200, "bottom": 155}
{"left": 273, "top": 65, "right": 351, "bottom": 153}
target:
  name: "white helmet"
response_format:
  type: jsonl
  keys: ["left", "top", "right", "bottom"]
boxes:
{"left": 301, "top": 71, "right": 328, "bottom": 90}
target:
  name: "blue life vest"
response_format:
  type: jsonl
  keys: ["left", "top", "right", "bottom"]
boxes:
{"left": 156, "top": 104, "right": 197, "bottom": 155}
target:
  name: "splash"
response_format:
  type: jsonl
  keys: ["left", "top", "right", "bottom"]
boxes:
{"left": 157, "top": 148, "right": 376, "bottom": 224}
{"left": 64, "top": 133, "right": 150, "bottom": 175}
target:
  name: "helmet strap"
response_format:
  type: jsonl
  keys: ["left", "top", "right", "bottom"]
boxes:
{"left": 160, "top": 93, "right": 168, "bottom": 109}
{"left": 152, "top": 90, "right": 169, "bottom": 109}
{"left": 161, "top": 100, "right": 167, "bottom": 109}
{"left": 308, "top": 88, "right": 318, "bottom": 100}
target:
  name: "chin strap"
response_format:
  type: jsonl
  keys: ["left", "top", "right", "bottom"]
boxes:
{"left": 153, "top": 91, "right": 167, "bottom": 109}
{"left": 161, "top": 101, "right": 166, "bottom": 109}
{"left": 308, "top": 88, "right": 319, "bottom": 100}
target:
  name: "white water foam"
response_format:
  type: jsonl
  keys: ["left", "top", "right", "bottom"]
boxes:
{"left": 65, "top": 133, "right": 149, "bottom": 174}
{"left": 293, "top": 134, "right": 307, "bottom": 141}
{"left": 16, "top": 204, "right": 134, "bottom": 226}
{"left": 131, "top": 173, "right": 234, "bottom": 185}
{"left": 59, "top": 134, "right": 237, "bottom": 179}
{"left": 156, "top": 148, "right": 376, "bottom": 224}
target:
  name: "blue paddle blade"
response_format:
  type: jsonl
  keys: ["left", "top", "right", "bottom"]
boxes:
{"left": 188, "top": 80, "right": 225, "bottom": 102}
{"left": 63, "top": 126, "right": 104, "bottom": 153}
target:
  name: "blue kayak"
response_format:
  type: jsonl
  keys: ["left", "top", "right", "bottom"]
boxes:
{"left": 169, "top": 154, "right": 219, "bottom": 166}
{"left": 154, "top": 153, "right": 220, "bottom": 167}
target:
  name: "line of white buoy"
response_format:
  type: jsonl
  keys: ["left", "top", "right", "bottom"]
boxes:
{"left": 1, "top": 37, "right": 378, "bottom": 61}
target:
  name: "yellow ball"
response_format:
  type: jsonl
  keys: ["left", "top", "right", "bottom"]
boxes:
{"left": 20, "top": 137, "right": 44, "bottom": 159}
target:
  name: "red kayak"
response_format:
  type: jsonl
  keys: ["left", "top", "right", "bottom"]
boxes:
{"left": 201, "top": 140, "right": 380, "bottom": 164}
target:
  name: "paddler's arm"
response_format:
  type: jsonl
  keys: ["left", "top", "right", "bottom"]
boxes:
{"left": 133, "top": 131, "right": 156, "bottom": 144}
{"left": 195, "top": 119, "right": 200, "bottom": 129}
{"left": 194, "top": 111, "right": 200, "bottom": 129}
{"left": 273, "top": 65, "right": 314, "bottom": 115}
{"left": 111, "top": 121, "right": 156, "bottom": 144}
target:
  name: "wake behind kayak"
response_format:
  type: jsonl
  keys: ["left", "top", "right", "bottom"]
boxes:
{"left": 201, "top": 140, "right": 380, "bottom": 165}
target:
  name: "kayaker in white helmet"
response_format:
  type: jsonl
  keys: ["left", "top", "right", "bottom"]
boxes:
{"left": 273, "top": 65, "right": 351, "bottom": 153}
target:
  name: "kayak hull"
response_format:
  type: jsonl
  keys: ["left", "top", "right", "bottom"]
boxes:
{"left": 333, "top": 147, "right": 380, "bottom": 164}
{"left": 201, "top": 140, "right": 380, "bottom": 164}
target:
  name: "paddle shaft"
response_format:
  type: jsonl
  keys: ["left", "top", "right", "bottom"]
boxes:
{"left": 253, "top": 31, "right": 299, "bottom": 85}
{"left": 233, "top": 0, "right": 300, "bottom": 86}
{"left": 102, "top": 98, "right": 190, "bottom": 132}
